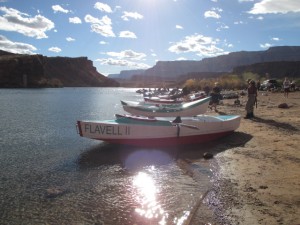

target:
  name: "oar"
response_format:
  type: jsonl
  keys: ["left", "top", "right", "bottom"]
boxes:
{"left": 171, "top": 116, "right": 199, "bottom": 130}
{"left": 172, "top": 122, "right": 199, "bottom": 130}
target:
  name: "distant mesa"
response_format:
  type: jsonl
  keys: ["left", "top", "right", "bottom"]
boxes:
{"left": 108, "top": 46, "right": 300, "bottom": 83}
{"left": 2, "top": 46, "right": 300, "bottom": 88}
{"left": 0, "top": 50, "right": 119, "bottom": 88}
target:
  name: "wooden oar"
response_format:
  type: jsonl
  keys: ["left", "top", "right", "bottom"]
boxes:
{"left": 171, "top": 116, "right": 199, "bottom": 130}
{"left": 172, "top": 122, "right": 199, "bottom": 130}
{"left": 180, "top": 123, "right": 199, "bottom": 130}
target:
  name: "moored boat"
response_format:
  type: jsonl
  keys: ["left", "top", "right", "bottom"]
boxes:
{"left": 144, "top": 96, "right": 183, "bottom": 104}
{"left": 76, "top": 114, "right": 241, "bottom": 147}
{"left": 121, "top": 96, "right": 211, "bottom": 117}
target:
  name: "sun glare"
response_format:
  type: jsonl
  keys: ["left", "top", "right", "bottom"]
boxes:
{"left": 133, "top": 172, "right": 168, "bottom": 224}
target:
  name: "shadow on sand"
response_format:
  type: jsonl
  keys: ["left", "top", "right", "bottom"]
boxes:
{"left": 251, "top": 116, "right": 299, "bottom": 131}
{"left": 77, "top": 131, "right": 252, "bottom": 170}
{"left": 176, "top": 131, "right": 252, "bottom": 160}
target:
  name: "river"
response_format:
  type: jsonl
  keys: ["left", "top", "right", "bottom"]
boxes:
{"left": 0, "top": 88, "right": 213, "bottom": 225}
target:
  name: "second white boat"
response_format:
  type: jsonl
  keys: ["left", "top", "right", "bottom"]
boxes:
{"left": 121, "top": 96, "right": 211, "bottom": 117}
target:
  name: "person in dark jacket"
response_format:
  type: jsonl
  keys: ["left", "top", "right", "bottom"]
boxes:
{"left": 209, "top": 82, "right": 222, "bottom": 112}
{"left": 245, "top": 80, "right": 257, "bottom": 119}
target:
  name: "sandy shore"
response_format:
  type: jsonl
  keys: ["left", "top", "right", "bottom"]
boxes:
{"left": 189, "top": 91, "right": 300, "bottom": 224}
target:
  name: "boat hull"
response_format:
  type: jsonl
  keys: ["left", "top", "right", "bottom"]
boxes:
{"left": 144, "top": 97, "right": 183, "bottom": 104}
{"left": 121, "top": 97, "right": 211, "bottom": 117}
{"left": 77, "top": 115, "right": 241, "bottom": 147}
{"left": 82, "top": 130, "right": 234, "bottom": 147}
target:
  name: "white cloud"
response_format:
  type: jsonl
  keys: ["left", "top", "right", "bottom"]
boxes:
{"left": 234, "top": 21, "right": 244, "bottom": 25}
{"left": 271, "top": 37, "right": 280, "bottom": 41}
{"left": 249, "top": 0, "right": 300, "bottom": 14}
{"left": 66, "top": 37, "right": 75, "bottom": 41}
{"left": 119, "top": 31, "right": 137, "bottom": 38}
{"left": 216, "top": 23, "right": 229, "bottom": 31}
{"left": 106, "top": 50, "right": 146, "bottom": 60}
{"left": 0, "top": 35, "right": 37, "bottom": 54}
{"left": 84, "top": 14, "right": 102, "bottom": 24}
{"left": 97, "top": 49, "right": 150, "bottom": 71}
{"left": 52, "top": 5, "right": 69, "bottom": 14}
{"left": 0, "top": 7, "right": 54, "bottom": 39}
{"left": 168, "top": 34, "right": 226, "bottom": 57}
{"left": 121, "top": 11, "right": 143, "bottom": 21}
{"left": 48, "top": 47, "right": 62, "bottom": 53}
{"left": 204, "top": 10, "right": 221, "bottom": 19}
{"left": 69, "top": 17, "right": 82, "bottom": 24}
{"left": 90, "top": 23, "right": 115, "bottom": 37}
{"left": 176, "top": 57, "right": 187, "bottom": 60}
{"left": 99, "top": 41, "right": 108, "bottom": 45}
{"left": 176, "top": 25, "right": 183, "bottom": 29}
{"left": 96, "top": 58, "right": 150, "bottom": 69}
{"left": 85, "top": 14, "right": 115, "bottom": 37}
{"left": 212, "top": 7, "right": 223, "bottom": 12}
{"left": 94, "top": 2, "right": 113, "bottom": 13}
{"left": 260, "top": 43, "right": 272, "bottom": 48}
{"left": 223, "top": 39, "right": 234, "bottom": 48}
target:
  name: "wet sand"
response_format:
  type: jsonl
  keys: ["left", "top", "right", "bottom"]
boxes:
{"left": 191, "top": 91, "right": 300, "bottom": 224}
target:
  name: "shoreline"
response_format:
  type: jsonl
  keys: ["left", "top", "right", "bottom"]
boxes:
{"left": 198, "top": 91, "right": 300, "bottom": 224}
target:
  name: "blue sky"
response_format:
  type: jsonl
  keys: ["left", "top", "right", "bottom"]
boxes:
{"left": 1, "top": 0, "right": 300, "bottom": 76}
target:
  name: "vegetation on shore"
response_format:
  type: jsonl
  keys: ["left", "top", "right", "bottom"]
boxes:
{"left": 119, "top": 72, "right": 300, "bottom": 92}
{"left": 180, "top": 73, "right": 300, "bottom": 92}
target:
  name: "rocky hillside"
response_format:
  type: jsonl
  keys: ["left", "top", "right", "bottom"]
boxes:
{"left": 0, "top": 50, "right": 119, "bottom": 88}
{"left": 233, "top": 61, "right": 300, "bottom": 79}
{"left": 109, "top": 69, "right": 145, "bottom": 80}
{"left": 144, "top": 46, "right": 300, "bottom": 79}
{"left": 110, "top": 46, "right": 300, "bottom": 81}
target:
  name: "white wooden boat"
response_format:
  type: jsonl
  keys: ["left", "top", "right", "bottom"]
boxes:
{"left": 144, "top": 96, "right": 183, "bottom": 105}
{"left": 76, "top": 114, "right": 241, "bottom": 147}
{"left": 121, "top": 96, "right": 211, "bottom": 117}
{"left": 120, "top": 100, "right": 182, "bottom": 108}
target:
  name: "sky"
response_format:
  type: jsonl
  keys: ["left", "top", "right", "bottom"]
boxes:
{"left": 0, "top": 0, "right": 300, "bottom": 76}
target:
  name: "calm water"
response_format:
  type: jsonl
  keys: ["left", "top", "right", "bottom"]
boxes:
{"left": 0, "top": 88, "right": 213, "bottom": 225}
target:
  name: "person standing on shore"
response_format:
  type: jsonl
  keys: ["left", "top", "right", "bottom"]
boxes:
{"left": 209, "top": 82, "right": 222, "bottom": 112}
{"left": 283, "top": 77, "right": 291, "bottom": 98}
{"left": 245, "top": 79, "right": 257, "bottom": 119}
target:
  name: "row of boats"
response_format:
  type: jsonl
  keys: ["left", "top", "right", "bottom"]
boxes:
{"left": 76, "top": 94, "right": 241, "bottom": 147}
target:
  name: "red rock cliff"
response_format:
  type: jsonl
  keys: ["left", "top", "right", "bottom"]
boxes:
{"left": 0, "top": 51, "right": 119, "bottom": 88}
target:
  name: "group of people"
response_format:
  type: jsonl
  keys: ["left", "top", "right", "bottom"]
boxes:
{"left": 207, "top": 77, "right": 295, "bottom": 119}
{"left": 207, "top": 80, "right": 256, "bottom": 118}
{"left": 245, "top": 77, "right": 294, "bottom": 119}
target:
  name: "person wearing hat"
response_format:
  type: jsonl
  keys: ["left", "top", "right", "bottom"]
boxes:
{"left": 209, "top": 82, "right": 222, "bottom": 112}
{"left": 245, "top": 79, "right": 257, "bottom": 119}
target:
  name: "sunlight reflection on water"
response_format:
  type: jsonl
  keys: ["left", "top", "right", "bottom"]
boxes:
{"left": 133, "top": 170, "right": 168, "bottom": 225}
{"left": 132, "top": 168, "right": 193, "bottom": 225}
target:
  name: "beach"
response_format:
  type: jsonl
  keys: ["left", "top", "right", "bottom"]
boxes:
{"left": 197, "top": 91, "right": 300, "bottom": 224}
